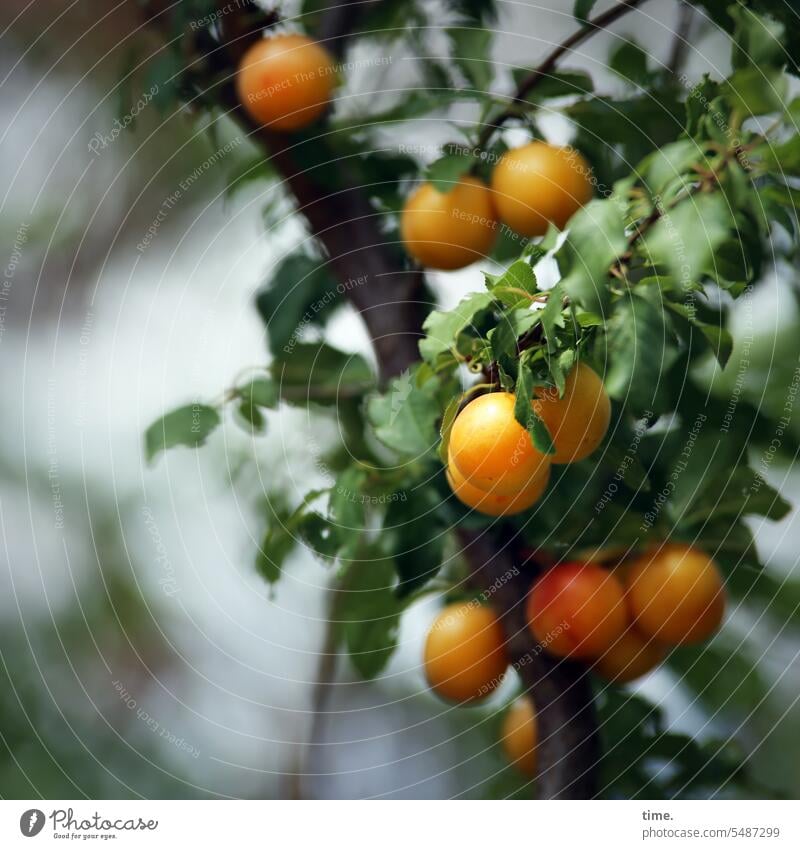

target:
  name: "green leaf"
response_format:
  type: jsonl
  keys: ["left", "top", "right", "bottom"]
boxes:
{"left": 681, "top": 465, "right": 791, "bottom": 526}
{"left": 729, "top": 4, "right": 785, "bottom": 70}
{"left": 237, "top": 376, "right": 279, "bottom": 409}
{"left": 438, "top": 396, "right": 461, "bottom": 463}
{"left": 367, "top": 369, "right": 440, "bottom": 457}
{"left": 425, "top": 153, "right": 473, "bottom": 192}
{"left": 489, "top": 259, "right": 538, "bottom": 306}
{"left": 144, "top": 403, "right": 220, "bottom": 463}
{"left": 256, "top": 255, "right": 340, "bottom": 357}
{"left": 641, "top": 139, "right": 707, "bottom": 198}
{"left": 236, "top": 399, "right": 265, "bottom": 433}
{"left": 419, "top": 291, "right": 495, "bottom": 362}
{"left": 759, "top": 135, "right": 800, "bottom": 177}
{"left": 685, "top": 76, "right": 720, "bottom": 136}
{"left": 271, "top": 343, "right": 374, "bottom": 404}
{"left": 539, "top": 283, "right": 567, "bottom": 352}
{"left": 340, "top": 561, "right": 402, "bottom": 679}
{"left": 329, "top": 467, "right": 367, "bottom": 557}
{"left": 447, "top": 27, "right": 493, "bottom": 91}
{"left": 296, "top": 512, "right": 340, "bottom": 562}
{"left": 255, "top": 497, "right": 304, "bottom": 584}
{"left": 604, "top": 291, "right": 678, "bottom": 414}
{"left": 642, "top": 193, "right": 734, "bottom": 286}
{"left": 573, "top": 0, "right": 597, "bottom": 23}
{"left": 514, "top": 365, "right": 555, "bottom": 455}
{"left": 609, "top": 40, "right": 650, "bottom": 87}
{"left": 665, "top": 302, "right": 733, "bottom": 368}
{"left": 556, "top": 197, "right": 627, "bottom": 313}
{"left": 722, "top": 65, "right": 788, "bottom": 116}
{"left": 385, "top": 490, "right": 445, "bottom": 596}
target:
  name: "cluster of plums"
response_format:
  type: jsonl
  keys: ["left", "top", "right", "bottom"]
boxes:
{"left": 401, "top": 143, "right": 593, "bottom": 270}
{"left": 447, "top": 362, "right": 610, "bottom": 516}
{"left": 424, "top": 544, "right": 726, "bottom": 775}
{"left": 235, "top": 33, "right": 593, "bottom": 267}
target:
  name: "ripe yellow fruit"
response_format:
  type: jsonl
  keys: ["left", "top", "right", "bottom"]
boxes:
{"left": 624, "top": 544, "right": 726, "bottom": 645}
{"left": 594, "top": 628, "right": 665, "bottom": 683}
{"left": 236, "top": 34, "right": 336, "bottom": 131}
{"left": 532, "top": 362, "right": 611, "bottom": 464}
{"left": 424, "top": 602, "right": 508, "bottom": 703}
{"left": 449, "top": 392, "right": 550, "bottom": 496}
{"left": 446, "top": 459, "right": 550, "bottom": 517}
{"left": 491, "top": 142, "right": 593, "bottom": 236}
{"left": 401, "top": 176, "right": 498, "bottom": 270}
{"left": 526, "top": 562, "right": 628, "bottom": 659}
{"left": 501, "top": 698, "right": 538, "bottom": 776}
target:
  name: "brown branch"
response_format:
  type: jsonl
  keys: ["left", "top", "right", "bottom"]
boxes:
{"left": 458, "top": 528, "right": 600, "bottom": 799}
{"left": 476, "top": 0, "right": 650, "bottom": 149}
{"left": 667, "top": 1, "right": 694, "bottom": 76}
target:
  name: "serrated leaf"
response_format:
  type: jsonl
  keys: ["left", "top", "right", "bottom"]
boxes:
{"left": 489, "top": 259, "right": 538, "bottom": 307}
{"left": 514, "top": 365, "right": 555, "bottom": 454}
{"left": 605, "top": 291, "right": 678, "bottom": 414}
{"left": 144, "top": 403, "right": 220, "bottom": 463}
{"left": 367, "top": 370, "right": 440, "bottom": 457}
{"left": 539, "top": 283, "right": 567, "bottom": 351}
{"left": 557, "top": 198, "right": 627, "bottom": 313}
{"left": 419, "top": 291, "right": 495, "bottom": 362}
{"left": 642, "top": 193, "right": 734, "bottom": 286}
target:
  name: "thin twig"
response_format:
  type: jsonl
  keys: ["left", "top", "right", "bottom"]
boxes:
{"left": 667, "top": 1, "right": 694, "bottom": 77}
{"left": 476, "top": 0, "right": 651, "bottom": 149}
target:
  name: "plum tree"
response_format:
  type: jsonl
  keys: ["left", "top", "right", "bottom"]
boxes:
{"left": 526, "top": 562, "right": 628, "bottom": 659}
{"left": 624, "top": 544, "right": 726, "bottom": 645}
{"left": 424, "top": 602, "right": 508, "bottom": 703}
{"left": 449, "top": 392, "right": 551, "bottom": 495}
{"left": 501, "top": 698, "right": 538, "bottom": 776}
{"left": 446, "top": 453, "right": 550, "bottom": 516}
{"left": 144, "top": 0, "right": 800, "bottom": 801}
{"left": 236, "top": 34, "right": 336, "bottom": 130}
{"left": 532, "top": 362, "right": 611, "bottom": 464}
{"left": 401, "top": 177, "right": 498, "bottom": 270}
{"left": 491, "top": 142, "right": 593, "bottom": 236}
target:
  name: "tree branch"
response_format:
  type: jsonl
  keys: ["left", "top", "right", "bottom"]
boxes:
{"left": 667, "top": 1, "right": 694, "bottom": 77}
{"left": 458, "top": 528, "right": 600, "bottom": 799}
{"left": 476, "top": 0, "right": 650, "bottom": 149}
